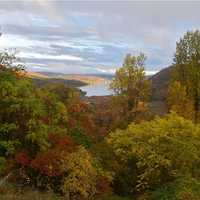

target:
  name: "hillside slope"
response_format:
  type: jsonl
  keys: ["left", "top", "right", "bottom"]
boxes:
{"left": 30, "top": 78, "right": 87, "bottom": 88}
{"left": 150, "top": 66, "right": 173, "bottom": 101}
{"left": 25, "top": 71, "right": 87, "bottom": 88}
{"left": 148, "top": 66, "right": 173, "bottom": 115}
{"left": 38, "top": 72, "right": 108, "bottom": 85}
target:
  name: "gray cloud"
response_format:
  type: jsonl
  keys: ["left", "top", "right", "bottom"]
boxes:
{"left": 0, "top": 1, "right": 200, "bottom": 74}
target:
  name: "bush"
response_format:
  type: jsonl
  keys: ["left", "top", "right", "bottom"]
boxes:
{"left": 151, "top": 176, "right": 200, "bottom": 200}
{"left": 108, "top": 113, "right": 200, "bottom": 195}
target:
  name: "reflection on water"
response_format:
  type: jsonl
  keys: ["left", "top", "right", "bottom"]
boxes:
{"left": 79, "top": 80, "right": 112, "bottom": 96}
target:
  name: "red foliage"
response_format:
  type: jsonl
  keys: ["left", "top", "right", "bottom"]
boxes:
{"left": 68, "top": 117, "right": 77, "bottom": 128}
{"left": 80, "top": 116, "right": 95, "bottom": 135}
{"left": 96, "top": 176, "right": 112, "bottom": 195}
{"left": 68, "top": 101, "right": 98, "bottom": 136}
{"left": 31, "top": 149, "right": 64, "bottom": 177}
{"left": 15, "top": 151, "right": 30, "bottom": 167}
{"left": 30, "top": 134, "right": 75, "bottom": 177}
{"left": 48, "top": 133, "right": 75, "bottom": 152}
{"left": 68, "top": 101, "right": 89, "bottom": 114}
{"left": 41, "top": 116, "right": 51, "bottom": 125}
{"left": 0, "top": 186, "right": 7, "bottom": 195}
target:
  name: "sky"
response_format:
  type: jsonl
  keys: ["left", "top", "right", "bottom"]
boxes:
{"left": 0, "top": 1, "right": 200, "bottom": 75}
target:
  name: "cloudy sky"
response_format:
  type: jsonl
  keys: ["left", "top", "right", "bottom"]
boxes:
{"left": 0, "top": 1, "right": 200, "bottom": 74}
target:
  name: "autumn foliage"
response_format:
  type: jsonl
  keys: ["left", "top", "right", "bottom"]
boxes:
{"left": 2, "top": 30, "right": 200, "bottom": 200}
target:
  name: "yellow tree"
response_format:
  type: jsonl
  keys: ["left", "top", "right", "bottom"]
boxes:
{"left": 107, "top": 113, "right": 200, "bottom": 196}
{"left": 168, "top": 81, "right": 194, "bottom": 120}
{"left": 62, "top": 146, "right": 97, "bottom": 200}
{"left": 110, "top": 53, "right": 151, "bottom": 127}
{"left": 169, "top": 30, "right": 200, "bottom": 123}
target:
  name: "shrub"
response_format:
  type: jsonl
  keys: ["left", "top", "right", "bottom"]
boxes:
{"left": 108, "top": 113, "right": 200, "bottom": 194}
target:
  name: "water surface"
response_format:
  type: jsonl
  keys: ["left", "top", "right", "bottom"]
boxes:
{"left": 79, "top": 80, "right": 112, "bottom": 96}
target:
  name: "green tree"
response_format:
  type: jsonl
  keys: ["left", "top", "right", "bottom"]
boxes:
{"left": 44, "top": 83, "right": 80, "bottom": 106}
{"left": 0, "top": 71, "right": 49, "bottom": 157}
{"left": 110, "top": 53, "right": 151, "bottom": 127}
{"left": 0, "top": 51, "right": 68, "bottom": 173}
{"left": 170, "top": 30, "right": 200, "bottom": 123}
{"left": 151, "top": 175, "right": 200, "bottom": 200}
{"left": 107, "top": 113, "right": 200, "bottom": 196}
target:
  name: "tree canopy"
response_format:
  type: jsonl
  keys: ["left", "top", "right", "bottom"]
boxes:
{"left": 108, "top": 113, "right": 200, "bottom": 198}
{"left": 169, "top": 30, "right": 200, "bottom": 123}
{"left": 110, "top": 53, "right": 151, "bottom": 127}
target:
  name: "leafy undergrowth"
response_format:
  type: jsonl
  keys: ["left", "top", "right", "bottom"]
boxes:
{"left": 0, "top": 184, "right": 132, "bottom": 200}
{"left": 0, "top": 184, "right": 61, "bottom": 200}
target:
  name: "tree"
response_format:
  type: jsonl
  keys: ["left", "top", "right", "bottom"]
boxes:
{"left": 0, "top": 51, "right": 69, "bottom": 176}
{"left": 0, "top": 51, "right": 24, "bottom": 74}
{"left": 110, "top": 53, "right": 151, "bottom": 127}
{"left": 170, "top": 30, "right": 200, "bottom": 123}
{"left": 168, "top": 81, "right": 194, "bottom": 120}
{"left": 107, "top": 113, "right": 200, "bottom": 196}
{"left": 44, "top": 83, "right": 80, "bottom": 106}
{"left": 62, "top": 146, "right": 97, "bottom": 200}
{"left": 0, "top": 52, "right": 49, "bottom": 155}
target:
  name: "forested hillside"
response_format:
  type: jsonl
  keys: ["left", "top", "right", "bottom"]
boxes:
{"left": 1, "top": 31, "right": 200, "bottom": 200}
{"left": 150, "top": 66, "right": 173, "bottom": 101}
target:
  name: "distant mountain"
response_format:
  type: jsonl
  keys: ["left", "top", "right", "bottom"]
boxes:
{"left": 30, "top": 78, "right": 87, "bottom": 88}
{"left": 28, "top": 68, "right": 173, "bottom": 102}
{"left": 25, "top": 71, "right": 49, "bottom": 79}
{"left": 150, "top": 66, "right": 173, "bottom": 101}
{"left": 29, "top": 67, "right": 174, "bottom": 116}
{"left": 85, "top": 73, "right": 114, "bottom": 80}
{"left": 37, "top": 72, "right": 66, "bottom": 77}
{"left": 146, "top": 66, "right": 173, "bottom": 116}
{"left": 25, "top": 71, "right": 87, "bottom": 88}
{"left": 26, "top": 71, "right": 113, "bottom": 88}
{"left": 39, "top": 72, "right": 114, "bottom": 79}
{"left": 37, "top": 72, "right": 110, "bottom": 85}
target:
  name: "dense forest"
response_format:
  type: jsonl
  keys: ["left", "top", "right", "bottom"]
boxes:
{"left": 0, "top": 30, "right": 200, "bottom": 200}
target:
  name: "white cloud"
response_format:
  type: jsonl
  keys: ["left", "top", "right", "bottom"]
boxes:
{"left": 26, "top": 62, "right": 47, "bottom": 67}
{"left": 0, "top": 34, "right": 49, "bottom": 49}
{"left": 96, "top": 68, "right": 116, "bottom": 74}
{"left": 17, "top": 52, "right": 83, "bottom": 61}
{"left": 145, "top": 70, "right": 158, "bottom": 76}
{"left": 1, "top": 1, "right": 200, "bottom": 73}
